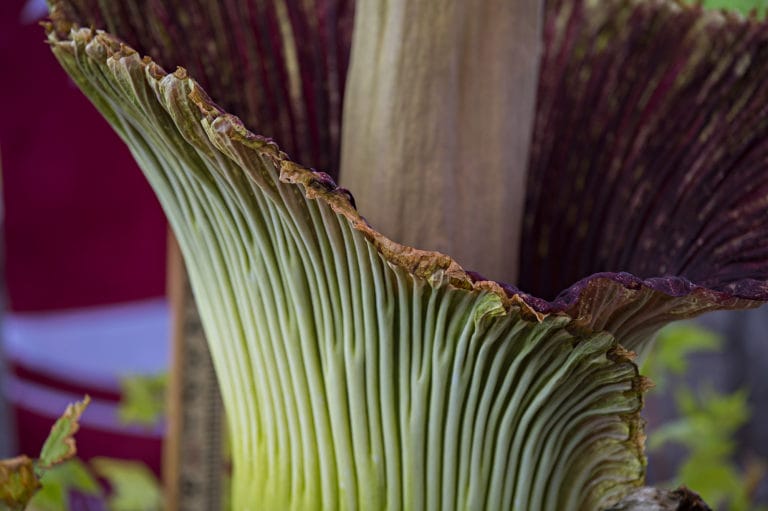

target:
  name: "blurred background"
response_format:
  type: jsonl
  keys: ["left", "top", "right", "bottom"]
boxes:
{"left": 1, "top": 0, "right": 169, "bottom": 507}
{"left": 643, "top": 313, "right": 768, "bottom": 510}
{"left": 1, "top": 0, "right": 767, "bottom": 509}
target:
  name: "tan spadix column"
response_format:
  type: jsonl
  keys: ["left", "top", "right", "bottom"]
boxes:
{"left": 339, "top": 0, "right": 542, "bottom": 284}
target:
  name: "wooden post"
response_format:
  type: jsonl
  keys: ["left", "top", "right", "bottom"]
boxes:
{"left": 163, "top": 232, "right": 224, "bottom": 510}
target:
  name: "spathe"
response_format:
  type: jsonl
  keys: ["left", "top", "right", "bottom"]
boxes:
{"left": 42, "top": 0, "right": 768, "bottom": 507}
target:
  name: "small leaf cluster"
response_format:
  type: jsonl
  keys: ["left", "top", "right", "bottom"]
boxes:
{"left": 0, "top": 397, "right": 90, "bottom": 510}
{"left": 26, "top": 375, "right": 167, "bottom": 511}
{"left": 645, "top": 323, "right": 768, "bottom": 511}
{"left": 26, "top": 457, "right": 162, "bottom": 511}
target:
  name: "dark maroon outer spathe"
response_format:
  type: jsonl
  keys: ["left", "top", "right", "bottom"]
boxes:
{"left": 51, "top": 0, "right": 354, "bottom": 175}
{"left": 521, "top": 0, "right": 768, "bottom": 313}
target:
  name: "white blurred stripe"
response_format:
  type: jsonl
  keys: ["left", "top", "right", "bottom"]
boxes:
{"left": 5, "top": 375, "right": 164, "bottom": 437}
{"left": 3, "top": 299, "right": 170, "bottom": 391}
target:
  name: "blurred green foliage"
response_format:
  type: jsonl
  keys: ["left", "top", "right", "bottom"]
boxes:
{"left": 118, "top": 374, "right": 167, "bottom": 426}
{"left": 645, "top": 323, "right": 767, "bottom": 511}
{"left": 642, "top": 323, "right": 721, "bottom": 392}
{"left": 700, "top": 0, "right": 768, "bottom": 17}
{"left": 0, "top": 397, "right": 89, "bottom": 510}
{"left": 25, "top": 377, "right": 167, "bottom": 511}
{"left": 27, "top": 460, "right": 100, "bottom": 511}
{"left": 90, "top": 458, "right": 162, "bottom": 511}
{"left": 27, "top": 457, "right": 162, "bottom": 511}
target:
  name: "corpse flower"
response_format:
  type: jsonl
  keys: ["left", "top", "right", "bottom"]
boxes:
{"left": 42, "top": 0, "right": 768, "bottom": 509}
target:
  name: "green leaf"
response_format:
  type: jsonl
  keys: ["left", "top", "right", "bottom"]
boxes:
{"left": 27, "top": 459, "right": 101, "bottom": 511}
{"left": 0, "top": 398, "right": 91, "bottom": 510}
{"left": 0, "top": 456, "right": 41, "bottom": 511}
{"left": 90, "top": 458, "right": 162, "bottom": 511}
{"left": 651, "top": 387, "right": 749, "bottom": 453}
{"left": 38, "top": 397, "right": 91, "bottom": 471}
{"left": 118, "top": 374, "right": 167, "bottom": 426}
{"left": 642, "top": 323, "right": 721, "bottom": 391}
{"left": 657, "top": 324, "right": 721, "bottom": 374}
{"left": 648, "top": 383, "right": 760, "bottom": 510}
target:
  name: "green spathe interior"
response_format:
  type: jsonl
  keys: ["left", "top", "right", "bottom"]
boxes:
{"left": 48, "top": 28, "right": 646, "bottom": 510}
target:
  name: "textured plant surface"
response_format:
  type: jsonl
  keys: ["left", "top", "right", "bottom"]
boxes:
{"left": 43, "top": 0, "right": 768, "bottom": 509}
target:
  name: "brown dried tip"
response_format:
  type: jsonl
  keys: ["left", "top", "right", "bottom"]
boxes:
{"left": 0, "top": 455, "right": 42, "bottom": 509}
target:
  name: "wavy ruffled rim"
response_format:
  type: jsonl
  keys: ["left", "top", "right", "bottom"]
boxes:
{"left": 45, "top": 0, "right": 768, "bottom": 346}
{"left": 500, "top": 272, "right": 768, "bottom": 313}
{"left": 44, "top": 8, "right": 768, "bottom": 353}
{"left": 194, "top": 81, "right": 768, "bottom": 339}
